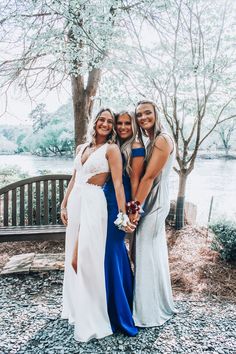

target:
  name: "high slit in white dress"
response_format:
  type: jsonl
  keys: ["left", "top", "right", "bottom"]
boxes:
{"left": 61, "top": 143, "right": 112, "bottom": 342}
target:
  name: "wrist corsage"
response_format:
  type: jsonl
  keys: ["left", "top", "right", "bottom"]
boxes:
{"left": 126, "top": 200, "right": 144, "bottom": 215}
{"left": 114, "top": 211, "right": 130, "bottom": 231}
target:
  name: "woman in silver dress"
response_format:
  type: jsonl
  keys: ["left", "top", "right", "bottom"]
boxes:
{"left": 130, "top": 100, "right": 176, "bottom": 327}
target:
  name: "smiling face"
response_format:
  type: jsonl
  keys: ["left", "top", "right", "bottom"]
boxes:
{"left": 95, "top": 110, "right": 114, "bottom": 138}
{"left": 116, "top": 113, "right": 133, "bottom": 141}
{"left": 135, "top": 103, "right": 156, "bottom": 133}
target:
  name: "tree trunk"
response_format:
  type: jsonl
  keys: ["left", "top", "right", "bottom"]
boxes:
{"left": 71, "top": 68, "right": 102, "bottom": 147}
{"left": 225, "top": 146, "right": 229, "bottom": 156}
{"left": 71, "top": 75, "right": 88, "bottom": 147}
{"left": 175, "top": 172, "right": 188, "bottom": 230}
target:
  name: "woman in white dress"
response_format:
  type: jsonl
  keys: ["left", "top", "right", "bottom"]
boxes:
{"left": 60, "top": 108, "right": 135, "bottom": 342}
{"left": 129, "top": 100, "right": 176, "bottom": 327}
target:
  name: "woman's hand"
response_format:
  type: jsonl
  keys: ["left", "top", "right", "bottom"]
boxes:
{"left": 60, "top": 207, "right": 68, "bottom": 226}
{"left": 125, "top": 221, "right": 136, "bottom": 234}
{"left": 129, "top": 211, "right": 140, "bottom": 225}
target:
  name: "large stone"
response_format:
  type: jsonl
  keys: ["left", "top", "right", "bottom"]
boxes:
{"left": 184, "top": 201, "right": 197, "bottom": 225}
{"left": 1, "top": 253, "right": 35, "bottom": 274}
{"left": 1, "top": 253, "right": 65, "bottom": 274}
{"left": 31, "top": 253, "right": 65, "bottom": 272}
{"left": 167, "top": 200, "right": 197, "bottom": 225}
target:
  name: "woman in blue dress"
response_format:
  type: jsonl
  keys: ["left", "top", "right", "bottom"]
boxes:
{"left": 103, "top": 111, "right": 145, "bottom": 336}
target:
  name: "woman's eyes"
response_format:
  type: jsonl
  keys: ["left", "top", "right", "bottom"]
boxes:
{"left": 117, "top": 122, "right": 131, "bottom": 126}
{"left": 98, "top": 118, "right": 113, "bottom": 125}
{"left": 137, "top": 111, "right": 151, "bottom": 117}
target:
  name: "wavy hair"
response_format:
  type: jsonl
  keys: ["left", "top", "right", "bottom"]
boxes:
{"left": 115, "top": 111, "right": 140, "bottom": 176}
{"left": 86, "top": 108, "right": 116, "bottom": 146}
{"left": 135, "top": 100, "right": 164, "bottom": 162}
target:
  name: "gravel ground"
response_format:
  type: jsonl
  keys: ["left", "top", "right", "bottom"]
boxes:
{"left": 0, "top": 272, "right": 235, "bottom": 354}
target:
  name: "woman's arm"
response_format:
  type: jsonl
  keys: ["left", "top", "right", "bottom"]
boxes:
{"left": 107, "top": 144, "right": 136, "bottom": 232}
{"left": 135, "top": 135, "right": 173, "bottom": 205}
{"left": 106, "top": 144, "right": 126, "bottom": 213}
{"left": 60, "top": 171, "right": 76, "bottom": 226}
{"left": 60, "top": 144, "right": 82, "bottom": 225}
{"left": 61, "top": 170, "right": 76, "bottom": 209}
{"left": 130, "top": 143, "right": 145, "bottom": 199}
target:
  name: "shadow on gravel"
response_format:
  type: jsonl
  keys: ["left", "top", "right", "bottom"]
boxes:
{"left": 18, "top": 318, "right": 166, "bottom": 354}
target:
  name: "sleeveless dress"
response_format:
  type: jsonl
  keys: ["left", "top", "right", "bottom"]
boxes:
{"left": 61, "top": 143, "right": 113, "bottom": 342}
{"left": 133, "top": 135, "right": 176, "bottom": 327}
{"left": 103, "top": 147, "right": 145, "bottom": 336}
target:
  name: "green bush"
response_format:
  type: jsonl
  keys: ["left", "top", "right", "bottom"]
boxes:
{"left": 210, "top": 219, "right": 236, "bottom": 262}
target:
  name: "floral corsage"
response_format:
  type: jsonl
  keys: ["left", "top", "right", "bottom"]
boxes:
{"left": 126, "top": 200, "right": 144, "bottom": 215}
{"left": 114, "top": 211, "right": 130, "bottom": 231}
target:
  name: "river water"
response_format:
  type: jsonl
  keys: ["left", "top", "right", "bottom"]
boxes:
{"left": 1, "top": 154, "right": 236, "bottom": 225}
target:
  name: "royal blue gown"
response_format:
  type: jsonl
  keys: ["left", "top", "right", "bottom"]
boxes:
{"left": 103, "top": 148, "right": 145, "bottom": 336}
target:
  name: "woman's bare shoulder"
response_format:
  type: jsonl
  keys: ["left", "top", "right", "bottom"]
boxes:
{"left": 132, "top": 141, "right": 144, "bottom": 149}
{"left": 75, "top": 143, "right": 85, "bottom": 155}
{"left": 154, "top": 134, "right": 173, "bottom": 152}
{"left": 106, "top": 143, "right": 120, "bottom": 158}
{"left": 106, "top": 143, "right": 119, "bottom": 152}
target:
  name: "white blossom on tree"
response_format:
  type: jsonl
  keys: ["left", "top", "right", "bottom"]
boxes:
{"left": 106, "top": 0, "right": 236, "bottom": 228}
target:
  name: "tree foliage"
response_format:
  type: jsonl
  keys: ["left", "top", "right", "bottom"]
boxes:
{"left": 102, "top": 0, "right": 236, "bottom": 228}
{"left": 0, "top": 0, "right": 128, "bottom": 144}
{"left": 0, "top": 125, "right": 31, "bottom": 153}
{"left": 0, "top": 0, "right": 122, "bottom": 88}
{"left": 24, "top": 102, "right": 74, "bottom": 156}
{"left": 30, "top": 103, "right": 49, "bottom": 133}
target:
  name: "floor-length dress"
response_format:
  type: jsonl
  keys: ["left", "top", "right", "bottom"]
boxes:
{"left": 61, "top": 143, "right": 113, "bottom": 342}
{"left": 133, "top": 136, "right": 176, "bottom": 327}
{"left": 103, "top": 148, "right": 145, "bottom": 336}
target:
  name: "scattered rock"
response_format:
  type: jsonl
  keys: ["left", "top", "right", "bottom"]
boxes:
{"left": 0, "top": 272, "right": 235, "bottom": 354}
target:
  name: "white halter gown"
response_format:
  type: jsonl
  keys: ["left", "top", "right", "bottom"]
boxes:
{"left": 61, "top": 143, "right": 112, "bottom": 342}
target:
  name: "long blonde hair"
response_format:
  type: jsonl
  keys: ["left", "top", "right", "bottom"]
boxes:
{"left": 86, "top": 108, "right": 117, "bottom": 146}
{"left": 116, "top": 111, "right": 140, "bottom": 176}
{"left": 135, "top": 100, "right": 164, "bottom": 162}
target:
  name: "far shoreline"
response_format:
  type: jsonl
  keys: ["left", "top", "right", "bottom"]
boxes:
{"left": 1, "top": 151, "right": 236, "bottom": 160}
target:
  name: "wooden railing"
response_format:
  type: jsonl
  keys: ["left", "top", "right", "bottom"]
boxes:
{"left": 0, "top": 174, "right": 71, "bottom": 241}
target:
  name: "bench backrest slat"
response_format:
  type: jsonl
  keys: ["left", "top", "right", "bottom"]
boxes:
{"left": 12, "top": 189, "right": 17, "bottom": 225}
{"left": 59, "top": 180, "right": 64, "bottom": 205}
{"left": 0, "top": 174, "right": 71, "bottom": 227}
{"left": 20, "top": 186, "right": 25, "bottom": 226}
{"left": 43, "top": 181, "right": 49, "bottom": 225}
{"left": 28, "top": 183, "right": 33, "bottom": 225}
{"left": 51, "top": 180, "right": 57, "bottom": 224}
{"left": 4, "top": 193, "right": 9, "bottom": 226}
{"left": 35, "top": 181, "right": 41, "bottom": 225}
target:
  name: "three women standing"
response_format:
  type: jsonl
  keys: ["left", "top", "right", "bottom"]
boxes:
{"left": 61, "top": 100, "right": 175, "bottom": 342}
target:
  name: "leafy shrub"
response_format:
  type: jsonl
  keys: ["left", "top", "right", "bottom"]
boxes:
{"left": 210, "top": 219, "right": 236, "bottom": 262}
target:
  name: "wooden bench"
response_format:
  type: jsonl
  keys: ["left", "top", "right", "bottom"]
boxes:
{"left": 0, "top": 174, "right": 71, "bottom": 242}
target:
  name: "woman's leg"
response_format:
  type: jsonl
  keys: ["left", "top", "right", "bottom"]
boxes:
{"left": 71, "top": 238, "right": 78, "bottom": 273}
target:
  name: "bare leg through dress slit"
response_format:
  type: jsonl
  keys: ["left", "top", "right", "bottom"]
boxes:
{"left": 72, "top": 237, "right": 79, "bottom": 273}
